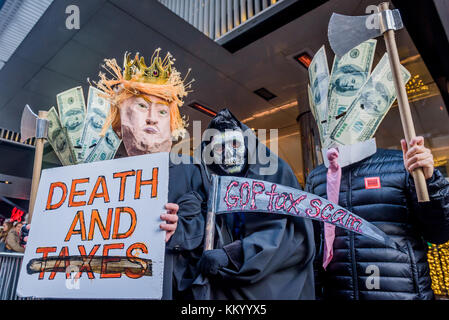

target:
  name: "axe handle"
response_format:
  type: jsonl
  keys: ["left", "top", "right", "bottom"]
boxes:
{"left": 28, "top": 111, "right": 48, "bottom": 223}
{"left": 204, "top": 210, "right": 216, "bottom": 251}
{"left": 379, "top": 3, "right": 429, "bottom": 202}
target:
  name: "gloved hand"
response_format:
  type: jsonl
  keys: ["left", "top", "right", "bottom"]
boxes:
{"left": 198, "top": 249, "right": 229, "bottom": 276}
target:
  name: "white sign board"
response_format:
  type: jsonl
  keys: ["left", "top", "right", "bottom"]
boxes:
{"left": 17, "top": 153, "right": 169, "bottom": 299}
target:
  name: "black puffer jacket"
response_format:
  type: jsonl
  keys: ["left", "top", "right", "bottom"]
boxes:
{"left": 306, "top": 149, "right": 449, "bottom": 300}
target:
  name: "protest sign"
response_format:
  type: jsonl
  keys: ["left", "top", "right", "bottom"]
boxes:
{"left": 17, "top": 153, "right": 169, "bottom": 299}
{"left": 211, "top": 175, "right": 400, "bottom": 250}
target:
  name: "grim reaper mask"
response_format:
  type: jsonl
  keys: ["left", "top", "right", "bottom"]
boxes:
{"left": 206, "top": 109, "right": 248, "bottom": 176}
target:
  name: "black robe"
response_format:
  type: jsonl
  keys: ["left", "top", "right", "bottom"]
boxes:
{"left": 161, "top": 156, "right": 207, "bottom": 299}
{"left": 195, "top": 121, "right": 316, "bottom": 300}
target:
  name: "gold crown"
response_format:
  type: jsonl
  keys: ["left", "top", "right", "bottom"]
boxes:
{"left": 123, "top": 49, "right": 173, "bottom": 84}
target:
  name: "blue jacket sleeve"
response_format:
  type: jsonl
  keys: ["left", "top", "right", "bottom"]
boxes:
{"left": 407, "top": 169, "right": 449, "bottom": 244}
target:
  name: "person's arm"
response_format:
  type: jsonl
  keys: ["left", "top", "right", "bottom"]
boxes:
{"left": 165, "top": 191, "right": 205, "bottom": 251}
{"left": 215, "top": 215, "right": 313, "bottom": 285}
{"left": 402, "top": 137, "right": 449, "bottom": 244}
{"left": 6, "top": 231, "right": 24, "bottom": 253}
{"left": 165, "top": 165, "right": 206, "bottom": 250}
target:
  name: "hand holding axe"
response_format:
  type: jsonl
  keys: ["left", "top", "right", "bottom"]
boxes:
{"left": 20, "top": 105, "right": 49, "bottom": 222}
{"left": 328, "top": 2, "right": 429, "bottom": 202}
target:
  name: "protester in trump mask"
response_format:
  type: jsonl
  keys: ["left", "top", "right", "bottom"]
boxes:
{"left": 95, "top": 49, "right": 207, "bottom": 299}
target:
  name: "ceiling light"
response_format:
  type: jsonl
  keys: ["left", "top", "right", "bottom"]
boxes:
{"left": 0, "top": 0, "right": 54, "bottom": 71}
{"left": 241, "top": 101, "right": 297, "bottom": 123}
{"left": 293, "top": 52, "right": 312, "bottom": 69}
{"left": 188, "top": 102, "right": 217, "bottom": 117}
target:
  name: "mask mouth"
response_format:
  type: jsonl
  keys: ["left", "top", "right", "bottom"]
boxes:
{"left": 143, "top": 126, "right": 159, "bottom": 134}
{"left": 223, "top": 158, "right": 243, "bottom": 166}
{"left": 221, "top": 163, "right": 245, "bottom": 174}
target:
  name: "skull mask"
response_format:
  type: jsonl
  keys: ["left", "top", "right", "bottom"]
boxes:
{"left": 205, "top": 109, "right": 248, "bottom": 176}
{"left": 211, "top": 130, "right": 246, "bottom": 174}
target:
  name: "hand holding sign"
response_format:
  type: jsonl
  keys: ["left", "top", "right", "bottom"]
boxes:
{"left": 160, "top": 203, "right": 179, "bottom": 242}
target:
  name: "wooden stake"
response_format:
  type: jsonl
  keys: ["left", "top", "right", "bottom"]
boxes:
{"left": 379, "top": 2, "right": 429, "bottom": 202}
{"left": 28, "top": 110, "right": 48, "bottom": 223}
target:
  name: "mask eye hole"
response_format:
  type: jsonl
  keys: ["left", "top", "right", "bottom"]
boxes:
{"left": 233, "top": 140, "right": 241, "bottom": 148}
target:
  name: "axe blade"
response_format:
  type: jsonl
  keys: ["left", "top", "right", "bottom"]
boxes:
{"left": 328, "top": 12, "right": 382, "bottom": 57}
{"left": 20, "top": 104, "right": 37, "bottom": 143}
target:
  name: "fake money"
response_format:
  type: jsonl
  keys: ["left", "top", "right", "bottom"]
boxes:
{"left": 78, "top": 86, "right": 110, "bottom": 161}
{"left": 330, "top": 53, "right": 411, "bottom": 145}
{"left": 308, "top": 45, "right": 330, "bottom": 145}
{"left": 327, "top": 39, "right": 377, "bottom": 134}
{"left": 46, "top": 107, "right": 77, "bottom": 166}
{"left": 84, "top": 128, "right": 121, "bottom": 163}
{"left": 56, "top": 86, "right": 86, "bottom": 161}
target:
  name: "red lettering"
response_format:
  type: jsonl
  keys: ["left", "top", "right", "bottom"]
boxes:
{"left": 87, "top": 176, "right": 110, "bottom": 205}
{"left": 224, "top": 181, "right": 239, "bottom": 209}
{"left": 305, "top": 199, "right": 322, "bottom": 218}
{"left": 251, "top": 181, "right": 265, "bottom": 210}
{"left": 112, "top": 207, "right": 137, "bottom": 239}
{"left": 287, "top": 194, "right": 307, "bottom": 214}
{"left": 265, "top": 184, "right": 279, "bottom": 211}
{"left": 101, "top": 243, "right": 124, "bottom": 278}
{"left": 240, "top": 182, "right": 250, "bottom": 209}
{"left": 125, "top": 242, "right": 149, "bottom": 279}
{"left": 35, "top": 247, "right": 57, "bottom": 279}
{"left": 68, "top": 178, "right": 89, "bottom": 207}
{"left": 77, "top": 244, "right": 100, "bottom": 279}
{"left": 135, "top": 168, "right": 158, "bottom": 199}
{"left": 46, "top": 182, "right": 67, "bottom": 210}
{"left": 113, "top": 170, "right": 136, "bottom": 201}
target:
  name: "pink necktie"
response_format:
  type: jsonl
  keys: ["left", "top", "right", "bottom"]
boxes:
{"left": 323, "top": 148, "right": 341, "bottom": 269}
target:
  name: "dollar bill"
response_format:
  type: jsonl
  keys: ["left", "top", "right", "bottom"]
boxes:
{"left": 308, "top": 45, "right": 330, "bottom": 145}
{"left": 46, "top": 107, "right": 77, "bottom": 166}
{"left": 307, "top": 84, "right": 317, "bottom": 120}
{"left": 56, "top": 86, "right": 86, "bottom": 161}
{"left": 330, "top": 53, "right": 411, "bottom": 145}
{"left": 78, "top": 86, "right": 111, "bottom": 161}
{"left": 307, "top": 84, "right": 328, "bottom": 146}
{"left": 84, "top": 128, "right": 121, "bottom": 163}
{"left": 327, "top": 39, "right": 377, "bottom": 134}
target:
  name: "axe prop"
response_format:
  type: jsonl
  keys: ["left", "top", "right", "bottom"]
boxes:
{"left": 204, "top": 174, "right": 218, "bottom": 251}
{"left": 20, "top": 105, "right": 49, "bottom": 222}
{"left": 328, "top": 2, "right": 429, "bottom": 202}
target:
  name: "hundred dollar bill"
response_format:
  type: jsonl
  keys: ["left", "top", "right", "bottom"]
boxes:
{"left": 308, "top": 45, "right": 330, "bottom": 144}
{"left": 78, "top": 86, "right": 111, "bottom": 161}
{"left": 84, "top": 128, "right": 121, "bottom": 163}
{"left": 308, "top": 84, "right": 328, "bottom": 146}
{"left": 56, "top": 86, "right": 86, "bottom": 161}
{"left": 330, "top": 53, "right": 411, "bottom": 145}
{"left": 327, "top": 39, "right": 377, "bottom": 134}
{"left": 307, "top": 84, "right": 317, "bottom": 120}
{"left": 46, "top": 107, "right": 77, "bottom": 166}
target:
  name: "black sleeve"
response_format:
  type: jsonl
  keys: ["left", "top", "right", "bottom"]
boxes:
{"left": 306, "top": 174, "right": 325, "bottom": 300}
{"left": 407, "top": 169, "right": 449, "bottom": 244}
{"left": 166, "top": 190, "right": 205, "bottom": 251}
{"left": 217, "top": 214, "right": 314, "bottom": 285}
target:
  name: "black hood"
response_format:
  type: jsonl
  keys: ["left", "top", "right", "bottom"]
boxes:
{"left": 195, "top": 108, "right": 299, "bottom": 188}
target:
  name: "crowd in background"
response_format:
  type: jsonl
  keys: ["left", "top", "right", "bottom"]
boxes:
{"left": 0, "top": 218, "right": 28, "bottom": 253}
